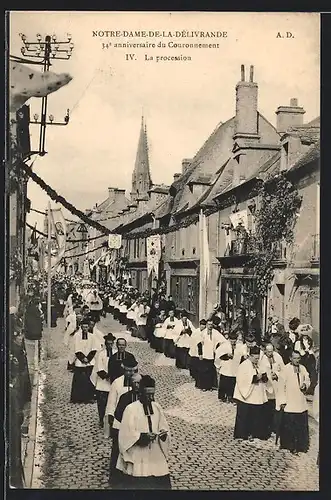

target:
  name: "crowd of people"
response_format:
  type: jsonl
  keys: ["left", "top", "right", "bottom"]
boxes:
{"left": 17, "top": 270, "right": 318, "bottom": 488}
{"left": 56, "top": 276, "right": 319, "bottom": 490}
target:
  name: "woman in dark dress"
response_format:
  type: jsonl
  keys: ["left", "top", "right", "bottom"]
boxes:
{"left": 24, "top": 297, "right": 43, "bottom": 340}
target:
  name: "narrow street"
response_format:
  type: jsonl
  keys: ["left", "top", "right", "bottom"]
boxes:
{"left": 34, "top": 315, "right": 319, "bottom": 491}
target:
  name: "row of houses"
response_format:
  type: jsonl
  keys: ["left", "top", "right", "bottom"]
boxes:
{"left": 65, "top": 65, "right": 320, "bottom": 343}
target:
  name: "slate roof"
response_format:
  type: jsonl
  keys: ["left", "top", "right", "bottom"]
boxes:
{"left": 169, "top": 117, "right": 235, "bottom": 214}
{"left": 288, "top": 141, "right": 320, "bottom": 172}
{"left": 284, "top": 116, "right": 320, "bottom": 145}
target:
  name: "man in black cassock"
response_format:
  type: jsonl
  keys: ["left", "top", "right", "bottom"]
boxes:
{"left": 108, "top": 338, "right": 137, "bottom": 383}
{"left": 109, "top": 373, "right": 142, "bottom": 487}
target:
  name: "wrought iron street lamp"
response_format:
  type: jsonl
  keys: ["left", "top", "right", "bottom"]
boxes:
{"left": 19, "top": 32, "right": 74, "bottom": 156}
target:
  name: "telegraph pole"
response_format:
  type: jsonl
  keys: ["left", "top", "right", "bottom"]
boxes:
{"left": 19, "top": 32, "right": 74, "bottom": 156}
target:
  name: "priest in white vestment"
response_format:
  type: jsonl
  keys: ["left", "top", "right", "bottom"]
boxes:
{"left": 131, "top": 299, "right": 142, "bottom": 337}
{"left": 70, "top": 319, "right": 97, "bottom": 403}
{"left": 215, "top": 330, "right": 245, "bottom": 402}
{"left": 278, "top": 350, "right": 310, "bottom": 454}
{"left": 174, "top": 311, "right": 194, "bottom": 369}
{"left": 196, "top": 320, "right": 226, "bottom": 391}
{"left": 259, "top": 343, "right": 285, "bottom": 437}
{"left": 116, "top": 375, "right": 171, "bottom": 489}
{"left": 151, "top": 310, "right": 167, "bottom": 353}
{"left": 90, "top": 333, "right": 115, "bottom": 427}
{"left": 188, "top": 319, "right": 205, "bottom": 382}
{"left": 87, "top": 316, "right": 105, "bottom": 352}
{"left": 86, "top": 289, "right": 103, "bottom": 323}
{"left": 104, "top": 357, "right": 139, "bottom": 436}
{"left": 233, "top": 346, "right": 269, "bottom": 441}
{"left": 136, "top": 299, "right": 151, "bottom": 340}
{"left": 126, "top": 300, "right": 138, "bottom": 335}
{"left": 109, "top": 373, "right": 142, "bottom": 487}
{"left": 64, "top": 308, "right": 83, "bottom": 370}
{"left": 162, "top": 310, "right": 180, "bottom": 359}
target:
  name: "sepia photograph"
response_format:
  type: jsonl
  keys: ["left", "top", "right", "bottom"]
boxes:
{"left": 7, "top": 10, "right": 320, "bottom": 491}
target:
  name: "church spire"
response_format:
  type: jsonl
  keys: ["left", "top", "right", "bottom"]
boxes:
{"left": 131, "top": 115, "right": 152, "bottom": 200}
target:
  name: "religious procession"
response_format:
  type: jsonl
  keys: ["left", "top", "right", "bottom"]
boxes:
{"left": 11, "top": 270, "right": 319, "bottom": 490}
{"left": 8, "top": 11, "right": 320, "bottom": 492}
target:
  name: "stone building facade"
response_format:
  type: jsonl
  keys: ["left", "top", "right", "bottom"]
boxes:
{"left": 74, "top": 65, "right": 320, "bottom": 342}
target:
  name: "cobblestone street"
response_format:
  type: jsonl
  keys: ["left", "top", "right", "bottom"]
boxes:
{"left": 34, "top": 314, "right": 319, "bottom": 490}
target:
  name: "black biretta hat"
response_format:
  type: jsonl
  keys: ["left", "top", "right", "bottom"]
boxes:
{"left": 104, "top": 333, "right": 116, "bottom": 342}
{"left": 140, "top": 375, "right": 155, "bottom": 389}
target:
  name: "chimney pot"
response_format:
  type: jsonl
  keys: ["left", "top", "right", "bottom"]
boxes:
{"left": 275, "top": 99, "right": 305, "bottom": 134}
{"left": 250, "top": 65, "right": 254, "bottom": 82}
{"left": 181, "top": 158, "right": 193, "bottom": 174}
{"left": 173, "top": 173, "right": 181, "bottom": 182}
{"left": 234, "top": 65, "right": 259, "bottom": 138}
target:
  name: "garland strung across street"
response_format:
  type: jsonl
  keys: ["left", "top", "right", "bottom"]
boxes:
{"left": 63, "top": 242, "right": 108, "bottom": 260}
{"left": 23, "top": 158, "right": 300, "bottom": 274}
{"left": 30, "top": 207, "right": 121, "bottom": 224}
{"left": 26, "top": 222, "right": 107, "bottom": 244}
{"left": 19, "top": 161, "right": 111, "bottom": 235}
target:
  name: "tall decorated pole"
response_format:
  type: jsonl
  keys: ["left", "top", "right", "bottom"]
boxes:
{"left": 47, "top": 202, "right": 52, "bottom": 329}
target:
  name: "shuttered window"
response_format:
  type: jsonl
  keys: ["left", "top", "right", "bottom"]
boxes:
{"left": 170, "top": 276, "right": 199, "bottom": 314}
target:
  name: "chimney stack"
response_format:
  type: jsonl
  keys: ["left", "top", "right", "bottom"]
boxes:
{"left": 275, "top": 98, "right": 305, "bottom": 134}
{"left": 249, "top": 65, "right": 254, "bottom": 82}
{"left": 113, "top": 188, "right": 126, "bottom": 206}
{"left": 233, "top": 64, "right": 260, "bottom": 142}
{"left": 108, "top": 187, "right": 117, "bottom": 204}
{"left": 181, "top": 158, "right": 192, "bottom": 174}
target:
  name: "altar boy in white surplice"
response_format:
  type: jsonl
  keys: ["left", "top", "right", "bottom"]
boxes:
{"left": 259, "top": 342, "right": 285, "bottom": 438}
{"left": 278, "top": 350, "right": 310, "bottom": 455}
{"left": 215, "top": 330, "right": 245, "bottom": 402}
{"left": 90, "top": 333, "right": 115, "bottom": 428}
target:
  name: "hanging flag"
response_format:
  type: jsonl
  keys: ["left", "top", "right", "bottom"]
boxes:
{"left": 147, "top": 235, "right": 161, "bottom": 277}
{"left": 30, "top": 222, "right": 38, "bottom": 246}
{"left": 83, "top": 258, "right": 91, "bottom": 279}
{"left": 201, "top": 213, "right": 210, "bottom": 283}
{"left": 76, "top": 223, "right": 88, "bottom": 233}
{"left": 108, "top": 234, "right": 122, "bottom": 249}
{"left": 199, "top": 210, "right": 211, "bottom": 320}
{"left": 104, "top": 251, "right": 111, "bottom": 267}
{"left": 229, "top": 209, "right": 249, "bottom": 230}
{"left": 225, "top": 228, "right": 232, "bottom": 256}
{"left": 44, "top": 206, "right": 67, "bottom": 275}
{"left": 91, "top": 247, "right": 108, "bottom": 269}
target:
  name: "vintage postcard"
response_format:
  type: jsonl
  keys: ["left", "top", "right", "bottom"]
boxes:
{"left": 7, "top": 11, "right": 319, "bottom": 490}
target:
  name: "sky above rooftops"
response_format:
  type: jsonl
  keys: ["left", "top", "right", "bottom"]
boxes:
{"left": 9, "top": 11, "right": 320, "bottom": 229}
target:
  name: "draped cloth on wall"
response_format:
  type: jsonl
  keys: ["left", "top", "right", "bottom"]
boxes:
{"left": 199, "top": 211, "right": 210, "bottom": 320}
{"left": 229, "top": 209, "right": 249, "bottom": 230}
{"left": 44, "top": 206, "right": 67, "bottom": 276}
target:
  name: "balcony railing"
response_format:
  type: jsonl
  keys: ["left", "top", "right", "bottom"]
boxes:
{"left": 224, "top": 237, "right": 288, "bottom": 262}
{"left": 225, "top": 236, "right": 261, "bottom": 257}
{"left": 271, "top": 241, "right": 287, "bottom": 261}
{"left": 311, "top": 234, "right": 320, "bottom": 262}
